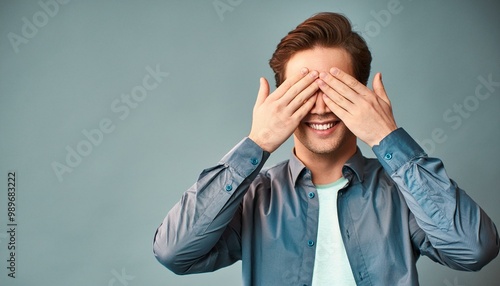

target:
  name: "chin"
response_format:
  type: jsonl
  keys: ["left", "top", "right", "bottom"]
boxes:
{"left": 304, "top": 141, "right": 345, "bottom": 155}
{"left": 294, "top": 125, "right": 356, "bottom": 156}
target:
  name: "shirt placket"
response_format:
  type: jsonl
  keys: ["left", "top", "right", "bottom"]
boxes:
{"left": 298, "top": 170, "right": 319, "bottom": 286}
{"left": 337, "top": 173, "right": 372, "bottom": 285}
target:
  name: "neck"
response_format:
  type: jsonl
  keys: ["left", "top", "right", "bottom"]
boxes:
{"left": 294, "top": 144, "right": 356, "bottom": 185}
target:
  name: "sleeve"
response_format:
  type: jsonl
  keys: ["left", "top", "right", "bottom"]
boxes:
{"left": 152, "top": 137, "right": 270, "bottom": 274}
{"left": 372, "top": 128, "right": 500, "bottom": 271}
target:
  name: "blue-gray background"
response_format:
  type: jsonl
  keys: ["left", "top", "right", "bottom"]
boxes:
{"left": 1, "top": 0, "right": 499, "bottom": 285}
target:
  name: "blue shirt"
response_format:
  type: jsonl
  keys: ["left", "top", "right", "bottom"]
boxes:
{"left": 153, "top": 128, "right": 499, "bottom": 285}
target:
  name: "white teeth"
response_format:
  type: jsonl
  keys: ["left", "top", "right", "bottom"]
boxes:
{"left": 309, "top": 123, "right": 335, "bottom": 130}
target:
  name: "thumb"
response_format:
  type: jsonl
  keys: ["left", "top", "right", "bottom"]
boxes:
{"left": 255, "top": 77, "right": 270, "bottom": 107}
{"left": 372, "top": 72, "right": 391, "bottom": 106}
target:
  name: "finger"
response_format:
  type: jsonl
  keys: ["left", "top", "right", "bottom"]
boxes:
{"left": 318, "top": 70, "right": 361, "bottom": 105}
{"left": 322, "top": 93, "right": 350, "bottom": 119}
{"left": 255, "top": 77, "right": 270, "bottom": 107}
{"left": 279, "top": 70, "right": 319, "bottom": 104}
{"left": 287, "top": 80, "right": 319, "bottom": 111}
{"left": 270, "top": 67, "right": 309, "bottom": 100}
{"left": 372, "top": 72, "right": 391, "bottom": 106}
{"left": 316, "top": 77, "right": 355, "bottom": 112}
{"left": 330, "top": 67, "right": 371, "bottom": 97}
{"left": 292, "top": 94, "right": 318, "bottom": 120}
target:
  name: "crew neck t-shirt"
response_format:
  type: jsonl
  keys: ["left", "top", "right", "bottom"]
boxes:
{"left": 312, "top": 177, "right": 356, "bottom": 286}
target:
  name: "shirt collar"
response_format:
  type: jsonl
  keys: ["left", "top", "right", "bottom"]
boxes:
{"left": 289, "top": 150, "right": 308, "bottom": 186}
{"left": 289, "top": 147, "right": 365, "bottom": 186}
{"left": 343, "top": 148, "right": 365, "bottom": 183}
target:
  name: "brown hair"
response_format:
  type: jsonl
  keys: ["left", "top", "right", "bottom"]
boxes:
{"left": 269, "top": 12, "right": 371, "bottom": 87}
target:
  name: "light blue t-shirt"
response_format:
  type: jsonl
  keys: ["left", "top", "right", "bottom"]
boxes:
{"left": 312, "top": 177, "right": 356, "bottom": 286}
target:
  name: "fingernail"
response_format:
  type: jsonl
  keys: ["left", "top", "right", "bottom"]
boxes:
{"left": 319, "top": 72, "right": 327, "bottom": 79}
{"left": 379, "top": 73, "right": 383, "bottom": 81}
{"left": 300, "top": 67, "right": 308, "bottom": 75}
{"left": 330, "top": 68, "right": 339, "bottom": 75}
{"left": 316, "top": 79, "right": 325, "bottom": 86}
{"left": 309, "top": 70, "right": 318, "bottom": 78}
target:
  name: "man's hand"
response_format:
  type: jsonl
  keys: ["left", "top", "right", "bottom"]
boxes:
{"left": 316, "top": 68, "right": 397, "bottom": 147}
{"left": 249, "top": 68, "right": 319, "bottom": 153}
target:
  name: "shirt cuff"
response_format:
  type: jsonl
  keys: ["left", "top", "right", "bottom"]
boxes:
{"left": 372, "top": 128, "right": 427, "bottom": 174}
{"left": 220, "top": 137, "right": 270, "bottom": 178}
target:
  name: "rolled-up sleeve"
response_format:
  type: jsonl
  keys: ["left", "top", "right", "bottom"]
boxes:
{"left": 153, "top": 137, "right": 269, "bottom": 274}
{"left": 373, "top": 128, "right": 499, "bottom": 271}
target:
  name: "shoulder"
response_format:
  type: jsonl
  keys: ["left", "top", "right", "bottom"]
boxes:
{"left": 358, "top": 156, "right": 400, "bottom": 194}
{"left": 262, "top": 159, "right": 290, "bottom": 176}
{"left": 252, "top": 159, "right": 291, "bottom": 185}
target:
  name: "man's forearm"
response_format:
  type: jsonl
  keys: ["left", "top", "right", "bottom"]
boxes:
{"left": 153, "top": 137, "right": 269, "bottom": 274}
{"left": 374, "top": 128, "right": 499, "bottom": 270}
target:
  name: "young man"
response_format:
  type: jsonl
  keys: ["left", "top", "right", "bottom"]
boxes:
{"left": 153, "top": 12, "right": 499, "bottom": 285}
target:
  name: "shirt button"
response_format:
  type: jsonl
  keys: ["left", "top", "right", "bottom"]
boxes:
{"left": 225, "top": 184, "right": 233, "bottom": 192}
{"left": 384, "top": 153, "right": 393, "bottom": 160}
{"left": 250, "top": 158, "right": 259, "bottom": 165}
{"left": 308, "top": 192, "right": 315, "bottom": 199}
{"left": 307, "top": 240, "right": 315, "bottom": 247}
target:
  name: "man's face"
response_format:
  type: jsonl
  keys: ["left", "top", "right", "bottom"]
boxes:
{"left": 284, "top": 46, "right": 357, "bottom": 157}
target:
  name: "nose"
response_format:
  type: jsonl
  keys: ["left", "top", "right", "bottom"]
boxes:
{"left": 309, "top": 90, "right": 330, "bottom": 115}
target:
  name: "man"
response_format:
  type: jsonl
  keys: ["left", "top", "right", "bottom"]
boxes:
{"left": 153, "top": 12, "right": 499, "bottom": 285}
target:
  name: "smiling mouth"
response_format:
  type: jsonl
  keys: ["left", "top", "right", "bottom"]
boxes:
{"left": 307, "top": 121, "right": 339, "bottom": 131}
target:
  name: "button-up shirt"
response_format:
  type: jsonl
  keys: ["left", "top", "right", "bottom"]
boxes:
{"left": 153, "top": 128, "right": 499, "bottom": 285}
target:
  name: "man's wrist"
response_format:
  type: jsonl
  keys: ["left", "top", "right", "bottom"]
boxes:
{"left": 220, "top": 137, "right": 270, "bottom": 178}
{"left": 368, "top": 126, "right": 398, "bottom": 148}
{"left": 248, "top": 133, "right": 276, "bottom": 153}
{"left": 372, "top": 128, "right": 426, "bottom": 174}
